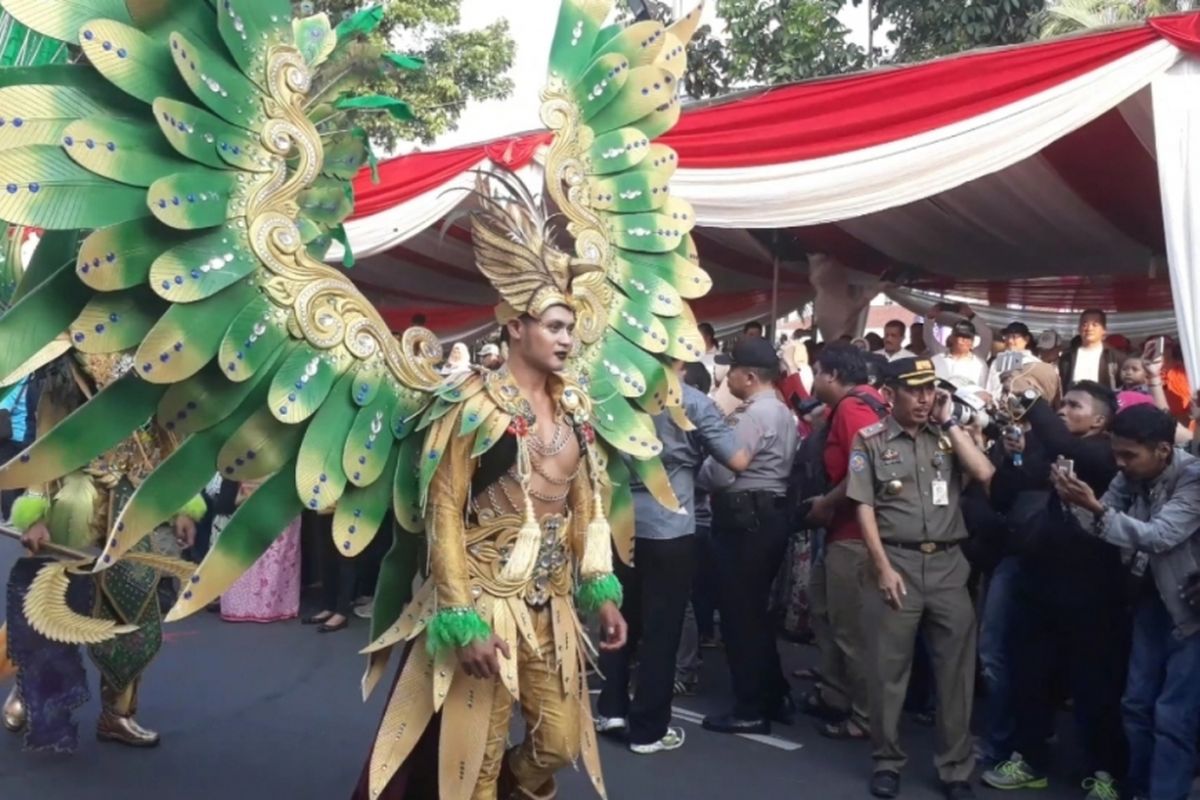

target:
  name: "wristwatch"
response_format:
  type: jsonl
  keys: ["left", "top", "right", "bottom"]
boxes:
{"left": 939, "top": 418, "right": 959, "bottom": 433}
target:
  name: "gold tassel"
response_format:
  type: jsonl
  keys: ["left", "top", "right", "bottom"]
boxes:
{"left": 501, "top": 437, "right": 541, "bottom": 582}
{"left": 579, "top": 435, "right": 613, "bottom": 579}
{"left": 579, "top": 492, "right": 614, "bottom": 579}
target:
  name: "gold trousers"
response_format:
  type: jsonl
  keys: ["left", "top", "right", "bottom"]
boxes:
{"left": 473, "top": 604, "right": 578, "bottom": 800}
{"left": 365, "top": 590, "right": 606, "bottom": 800}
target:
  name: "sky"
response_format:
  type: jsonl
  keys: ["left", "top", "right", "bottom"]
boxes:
{"left": 427, "top": 0, "right": 877, "bottom": 150}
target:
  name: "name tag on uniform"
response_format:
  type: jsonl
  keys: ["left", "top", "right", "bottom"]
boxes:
{"left": 931, "top": 479, "right": 949, "bottom": 507}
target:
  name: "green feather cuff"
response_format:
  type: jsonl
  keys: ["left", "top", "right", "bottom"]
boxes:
{"left": 425, "top": 607, "right": 492, "bottom": 656}
{"left": 178, "top": 494, "right": 207, "bottom": 522}
{"left": 576, "top": 573, "right": 623, "bottom": 614}
{"left": 10, "top": 493, "right": 50, "bottom": 533}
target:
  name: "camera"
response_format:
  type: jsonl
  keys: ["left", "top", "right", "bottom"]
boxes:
{"left": 996, "top": 387, "right": 1039, "bottom": 426}
{"left": 940, "top": 379, "right": 990, "bottom": 428}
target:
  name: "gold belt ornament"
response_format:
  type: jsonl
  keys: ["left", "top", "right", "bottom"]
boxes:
{"left": 464, "top": 514, "right": 572, "bottom": 607}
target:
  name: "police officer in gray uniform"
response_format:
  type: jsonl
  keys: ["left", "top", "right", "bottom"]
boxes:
{"left": 846, "top": 357, "right": 995, "bottom": 800}
{"left": 698, "top": 337, "right": 799, "bottom": 735}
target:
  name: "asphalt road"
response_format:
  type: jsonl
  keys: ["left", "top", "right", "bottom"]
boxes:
{"left": 0, "top": 546, "right": 1101, "bottom": 800}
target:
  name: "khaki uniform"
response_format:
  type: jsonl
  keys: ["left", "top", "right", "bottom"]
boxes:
{"left": 846, "top": 417, "right": 976, "bottom": 784}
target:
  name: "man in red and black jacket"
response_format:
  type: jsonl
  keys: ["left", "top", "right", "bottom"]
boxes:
{"left": 802, "top": 342, "right": 889, "bottom": 739}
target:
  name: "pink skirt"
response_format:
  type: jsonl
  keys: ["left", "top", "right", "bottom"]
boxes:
{"left": 220, "top": 517, "right": 302, "bottom": 624}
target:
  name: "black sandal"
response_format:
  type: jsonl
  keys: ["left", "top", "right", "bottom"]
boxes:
{"left": 302, "top": 611, "right": 334, "bottom": 625}
{"left": 317, "top": 616, "right": 349, "bottom": 633}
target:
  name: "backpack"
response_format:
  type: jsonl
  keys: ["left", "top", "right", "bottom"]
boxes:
{"left": 786, "top": 388, "right": 888, "bottom": 529}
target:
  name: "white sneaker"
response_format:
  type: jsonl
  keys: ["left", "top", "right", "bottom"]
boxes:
{"left": 629, "top": 726, "right": 685, "bottom": 754}
{"left": 594, "top": 715, "right": 627, "bottom": 733}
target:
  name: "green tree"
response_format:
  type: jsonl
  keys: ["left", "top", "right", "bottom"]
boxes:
{"left": 1040, "top": 0, "right": 1186, "bottom": 37}
{"left": 621, "top": 0, "right": 866, "bottom": 96}
{"left": 866, "top": 0, "right": 1046, "bottom": 63}
{"left": 307, "top": 0, "right": 515, "bottom": 149}
{"left": 719, "top": 0, "right": 867, "bottom": 86}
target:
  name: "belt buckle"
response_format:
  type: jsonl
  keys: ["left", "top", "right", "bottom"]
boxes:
{"left": 919, "top": 542, "right": 937, "bottom": 555}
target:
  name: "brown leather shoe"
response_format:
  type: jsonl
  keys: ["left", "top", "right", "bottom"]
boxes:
{"left": 2, "top": 685, "right": 25, "bottom": 733}
{"left": 96, "top": 709, "right": 160, "bottom": 747}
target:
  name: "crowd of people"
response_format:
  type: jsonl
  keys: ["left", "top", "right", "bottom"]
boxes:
{"left": 5, "top": 305, "right": 1199, "bottom": 800}
{"left": 586, "top": 304, "right": 1200, "bottom": 800}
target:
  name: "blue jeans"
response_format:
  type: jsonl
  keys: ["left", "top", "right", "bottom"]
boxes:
{"left": 977, "top": 557, "right": 1023, "bottom": 764}
{"left": 1123, "top": 592, "right": 1200, "bottom": 800}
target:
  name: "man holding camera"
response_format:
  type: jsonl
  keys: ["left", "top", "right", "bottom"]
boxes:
{"left": 847, "top": 358, "right": 995, "bottom": 800}
{"left": 1054, "top": 404, "right": 1200, "bottom": 800}
{"left": 982, "top": 381, "right": 1128, "bottom": 799}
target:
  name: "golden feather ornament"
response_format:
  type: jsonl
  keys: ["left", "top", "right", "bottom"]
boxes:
{"left": 23, "top": 561, "right": 138, "bottom": 645}
{"left": 123, "top": 551, "right": 203, "bottom": 584}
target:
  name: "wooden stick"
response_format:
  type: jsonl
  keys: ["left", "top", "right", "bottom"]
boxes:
{"left": 0, "top": 525, "right": 95, "bottom": 561}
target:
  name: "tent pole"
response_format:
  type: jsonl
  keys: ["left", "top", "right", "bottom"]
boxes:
{"left": 770, "top": 229, "right": 780, "bottom": 340}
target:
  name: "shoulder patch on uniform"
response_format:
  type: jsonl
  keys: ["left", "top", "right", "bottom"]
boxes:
{"left": 850, "top": 451, "right": 869, "bottom": 473}
{"left": 860, "top": 421, "right": 886, "bottom": 438}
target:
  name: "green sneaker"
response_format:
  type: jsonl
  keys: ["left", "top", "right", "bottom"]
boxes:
{"left": 981, "top": 753, "right": 1048, "bottom": 790}
{"left": 1081, "top": 772, "right": 1119, "bottom": 800}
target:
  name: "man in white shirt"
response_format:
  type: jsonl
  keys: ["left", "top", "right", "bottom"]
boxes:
{"left": 931, "top": 320, "right": 990, "bottom": 388}
{"left": 1059, "top": 309, "right": 1121, "bottom": 391}
{"left": 923, "top": 305, "right": 994, "bottom": 362}
{"left": 882, "top": 320, "right": 916, "bottom": 362}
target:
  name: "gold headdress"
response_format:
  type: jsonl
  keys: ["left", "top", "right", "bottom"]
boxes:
{"left": 469, "top": 170, "right": 605, "bottom": 329}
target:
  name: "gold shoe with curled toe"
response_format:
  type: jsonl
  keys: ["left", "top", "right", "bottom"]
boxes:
{"left": 2, "top": 686, "right": 25, "bottom": 733}
{"left": 96, "top": 709, "right": 160, "bottom": 748}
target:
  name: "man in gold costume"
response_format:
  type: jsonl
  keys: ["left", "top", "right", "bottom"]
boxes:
{"left": 353, "top": 196, "right": 629, "bottom": 799}
{"left": 1, "top": 353, "right": 203, "bottom": 751}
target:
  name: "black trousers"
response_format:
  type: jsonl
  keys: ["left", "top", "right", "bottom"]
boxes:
{"left": 597, "top": 535, "right": 697, "bottom": 745}
{"left": 1012, "top": 568, "right": 1130, "bottom": 778}
{"left": 712, "top": 491, "right": 791, "bottom": 720}
{"left": 305, "top": 511, "right": 358, "bottom": 616}
{"left": 691, "top": 523, "right": 719, "bottom": 639}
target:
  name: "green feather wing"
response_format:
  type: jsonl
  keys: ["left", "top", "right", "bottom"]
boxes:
{"left": 101, "top": 371, "right": 273, "bottom": 566}
{"left": 164, "top": 457, "right": 303, "bottom": 621}
{"left": 80, "top": 19, "right": 191, "bottom": 105}
{"left": 0, "top": 236, "right": 88, "bottom": 381}
{"left": 546, "top": 3, "right": 707, "bottom": 498}
{"left": 0, "top": 2, "right": 440, "bottom": 636}
{"left": 0, "top": 145, "right": 149, "bottom": 229}
{"left": 0, "top": 0, "right": 132, "bottom": 43}
{"left": 0, "top": 373, "right": 166, "bottom": 489}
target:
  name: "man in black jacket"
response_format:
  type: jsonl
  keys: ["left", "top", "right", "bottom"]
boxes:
{"left": 981, "top": 381, "right": 1128, "bottom": 799}
{"left": 1058, "top": 309, "right": 1123, "bottom": 392}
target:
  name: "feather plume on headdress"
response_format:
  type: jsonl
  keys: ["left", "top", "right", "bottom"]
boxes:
{"left": 467, "top": 171, "right": 601, "bottom": 325}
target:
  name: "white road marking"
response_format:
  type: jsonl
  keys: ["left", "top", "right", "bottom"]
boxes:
{"left": 671, "top": 706, "right": 804, "bottom": 752}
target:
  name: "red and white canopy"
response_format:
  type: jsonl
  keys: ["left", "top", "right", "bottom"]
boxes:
{"left": 339, "top": 13, "right": 1200, "bottom": 372}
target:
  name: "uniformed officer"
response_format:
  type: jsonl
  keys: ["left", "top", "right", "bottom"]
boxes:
{"left": 846, "top": 357, "right": 995, "bottom": 800}
{"left": 698, "top": 336, "right": 799, "bottom": 735}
